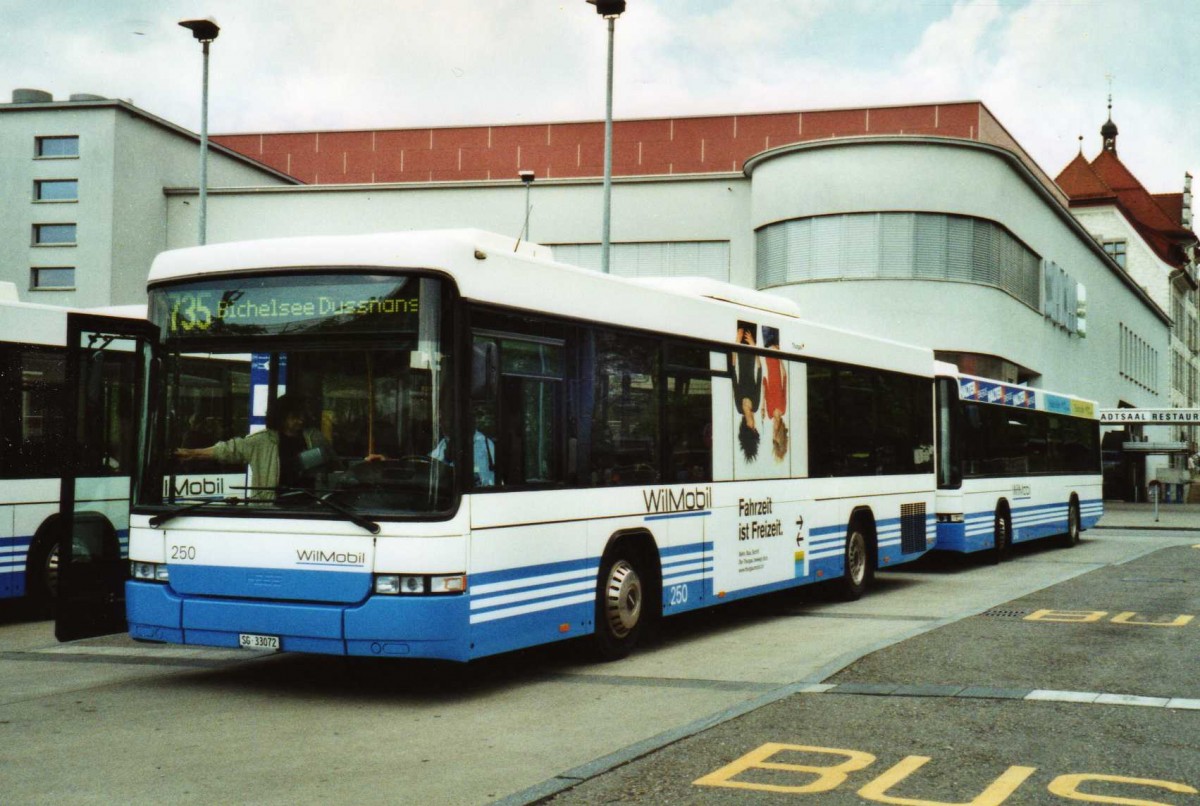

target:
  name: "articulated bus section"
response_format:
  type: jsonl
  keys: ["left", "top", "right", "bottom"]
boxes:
{"left": 935, "top": 368, "right": 1103, "bottom": 559}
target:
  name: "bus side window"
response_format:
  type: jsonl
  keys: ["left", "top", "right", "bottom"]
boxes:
{"left": 471, "top": 337, "right": 501, "bottom": 487}
{"left": 665, "top": 373, "right": 712, "bottom": 483}
{"left": 481, "top": 335, "right": 565, "bottom": 488}
{"left": 589, "top": 331, "right": 660, "bottom": 487}
{"left": 15, "top": 348, "right": 68, "bottom": 478}
{"left": 664, "top": 344, "right": 712, "bottom": 483}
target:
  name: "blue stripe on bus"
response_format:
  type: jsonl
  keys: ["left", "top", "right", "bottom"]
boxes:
{"left": 938, "top": 498, "right": 1103, "bottom": 553}
{"left": 645, "top": 510, "right": 711, "bottom": 522}
{"left": 471, "top": 556, "right": 596, "bottom": 588}
{"left": 0, "top": 536, "right": 34, "bottom": 600}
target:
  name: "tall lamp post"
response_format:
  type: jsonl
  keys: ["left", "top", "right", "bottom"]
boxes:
{"left": 179, "top": 17, "right": 220, "bottom": 245}
{"left": 518, "top": 170, "right": 535, "bottom": 245}
{"left": 587, "top": 0, "right": 625, "bottom": 273}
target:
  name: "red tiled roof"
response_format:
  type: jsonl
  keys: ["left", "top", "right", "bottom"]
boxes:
{"left": 1057, "top": 146, "right": 1195, "bottom": 268}
{"left": 1054, "top": 152, "right": 1114, "bottom": 201}
{"left": 1153, "top": 193, "right": 1184, "bottom": 226}
{"left": 213, "top": 102, "right": 1003, "bottom": 186}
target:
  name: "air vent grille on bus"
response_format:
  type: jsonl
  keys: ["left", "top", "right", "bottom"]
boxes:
{"left": 900, "top": 503, "right": 927, "bottom": 554}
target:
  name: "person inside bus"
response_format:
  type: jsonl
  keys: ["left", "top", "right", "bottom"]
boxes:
{"left": 174, "top": 394, "right": 332, "bottom": 500}
{"left": 428, "top": 405, "right": 496, "bottom": 487}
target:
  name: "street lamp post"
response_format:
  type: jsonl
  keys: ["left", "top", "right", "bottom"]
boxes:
{"left": 587, "top": 0, "right": 625, "bottom": 273}
{"left": 519, "top": 170, "right": 535, "bottom": 245}
{"left": 179, "top": 17, "right": 220, "bottom": 246}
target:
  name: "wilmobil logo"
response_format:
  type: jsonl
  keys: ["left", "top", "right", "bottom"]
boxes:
{"left": 164, "top": 476, "right": 226, "bottom": 497}
{"left": 295, "top": 549, "right": 367, "bottom": 568}
{"left": 643, "top": 486, "right": 712, "bottom": 517}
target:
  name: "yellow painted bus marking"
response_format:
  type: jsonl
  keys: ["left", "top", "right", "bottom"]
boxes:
{"left": 694, "top": 744, "right": 1199, "bottom": 803}
{"left": 1025, "top": 610, "right": 1195, "bottom": 628}
{"left": 1047, "top": 773, "right": 1198, "bottom": 804}
{"left": 1026, "top": 610, "right": 1107, "bottom": 623}
{"left": 857, "top": 755, "right": 1036, "bottom": 805}
{"left": 1110, "top": 612, "right": 1194, "bottom": 627}
{"left": 693, "top": 743, "right": 876, "bottom": 794}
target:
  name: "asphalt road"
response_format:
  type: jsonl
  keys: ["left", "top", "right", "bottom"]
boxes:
{"left": 0, "top": 526, "right": 1196, "bottom": 805}
{"left": 540, "top": 540, "right": 1200, "bottom": 805}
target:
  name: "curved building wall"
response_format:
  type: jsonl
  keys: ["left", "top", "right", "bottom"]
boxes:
{"left": 746, "top": 137, "right": 1170, "bottom": 408}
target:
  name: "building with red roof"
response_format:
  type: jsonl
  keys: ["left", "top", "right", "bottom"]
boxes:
{"left": 171, "top": 99, "right": 1173, "bottom": 441}
{"left": 212, "top": 101, "right": 1065, "bottom": 202}
{"left": 1056, "top": 106, "right": 1198, "bottom": 491}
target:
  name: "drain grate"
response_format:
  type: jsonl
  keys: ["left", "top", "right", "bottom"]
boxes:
{"left": 980, "top": 608, "right": 1030, "bottom": 618}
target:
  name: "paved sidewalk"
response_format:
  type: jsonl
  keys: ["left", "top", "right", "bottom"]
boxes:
{"left": 1096, "top": 500, "right": 1200, "bottom": 530}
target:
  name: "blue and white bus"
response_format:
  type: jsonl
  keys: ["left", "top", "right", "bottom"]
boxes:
{"left": 0, "top": 284, "right": 145, "bottom": 614}
{"left": 934, "top": 363, "right": 1103, "bottom": 561}
{"left": 118, "top": 230, "right": 940, "bottom": 661}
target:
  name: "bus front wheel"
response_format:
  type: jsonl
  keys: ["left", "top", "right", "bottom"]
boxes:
{"left": 989, "top": 506, "right": 1012, "bottom": 564}
{"left": 593, "top": 547, "right": 650, "bottom": 661}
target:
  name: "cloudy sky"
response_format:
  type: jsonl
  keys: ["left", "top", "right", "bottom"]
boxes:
{"left": 4, "top": 0, "right": 1196, "bottom": 192}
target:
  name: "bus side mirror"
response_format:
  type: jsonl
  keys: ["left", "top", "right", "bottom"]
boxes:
{"left": 472, "top": 341, "right": 498, "bottom": 400}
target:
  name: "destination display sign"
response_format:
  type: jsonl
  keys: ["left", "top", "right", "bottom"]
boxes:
{"left": 1099, "top": 408, "right": 1200, "bottom": 425}
{"left": 150, "top": 274, "right": 424, "bottom": 339}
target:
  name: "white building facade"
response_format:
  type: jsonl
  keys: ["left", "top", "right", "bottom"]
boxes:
{"left": 2, "top": 93, "right": 1178, "bottom": 497}
{"left": 162, "top": 134, "right": 1170, "bottom": 426}
{"left": 0, "top": 91, "right": 294, "bottom": 308}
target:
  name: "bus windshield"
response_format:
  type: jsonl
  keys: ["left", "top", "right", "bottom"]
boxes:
{"left": 139, "top": 272, "right": 456, "bottom": 517}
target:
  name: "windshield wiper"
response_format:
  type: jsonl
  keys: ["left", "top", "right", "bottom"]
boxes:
{"left": 149, "top": 496, "right": 248, "bottom": 527}
{"left": 275, "top": 487, "right": 381, "bottom": 535}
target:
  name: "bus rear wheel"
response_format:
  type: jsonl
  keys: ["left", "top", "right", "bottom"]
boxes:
{"left": 593, "top": 548, "right": 649, "bottom": 661}
{"left": 989, "top": 507, "right": 1012, "bottom": 564}
{"left": 25, "top": 532, "right": 60, "bottom": 612}
{"left": 1058, "top": 499, "right": 1081, "bottom": 548}
{"left": 838, "top": 521, "right": 873, "bottom": 601}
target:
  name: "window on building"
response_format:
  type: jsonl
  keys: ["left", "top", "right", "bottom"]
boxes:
{"left": 34, "top": 179, "right": 79, "bottom": 202}
{"left": 32, "top": 223, "right": 77, "bottom": 245}
{"left": 31, "top": 267, "right": 76, "bottom": 289}
{"left": 35, "top": 136, "right": 80, "bottom": 158}
{"left": 551, "top": 241, "right": 730, "bottom": 281}
{"left": 1119, "top": 322, "right": 1159, "bottom": 393}
{"left": 756, "top": 213, "right": 1042, "bottom": 311}
{"left": 1103, "top": 239, "right": 1127, "bottom": 269}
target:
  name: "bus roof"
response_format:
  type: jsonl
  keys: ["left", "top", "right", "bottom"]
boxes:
{"left": 0, "top": 293, "right": 144, "bottom": 347}
{"left": 148, "top": 229, "right": 934, "bottom": 376}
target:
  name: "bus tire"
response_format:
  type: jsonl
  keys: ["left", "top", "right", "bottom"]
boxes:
{"left": 593, "top": 542, "right": 655, "bottom": 661}
{"left": 838, "top": 515, "right": 874, "bottom": 601}
{"left": 25, "top": 522, "right": 61, "bottom": 612}
{"left": 1058, "top": 497, "right": 1082, "bottom": 548}
{"left": 988, "top": 504, "right": 1012, "bottom": 564}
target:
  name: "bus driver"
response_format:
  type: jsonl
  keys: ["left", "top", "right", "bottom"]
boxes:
{"left": 174, "top": 394, "right": 332, "bottom": 500}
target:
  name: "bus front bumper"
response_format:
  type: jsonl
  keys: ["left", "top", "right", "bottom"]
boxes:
{"left": 126, "top": 581, "right": 472, "bottom": 661}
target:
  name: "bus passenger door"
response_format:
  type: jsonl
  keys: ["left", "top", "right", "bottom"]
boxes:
{"left": 55, "top": 313, "right": 155, "bottom": 642}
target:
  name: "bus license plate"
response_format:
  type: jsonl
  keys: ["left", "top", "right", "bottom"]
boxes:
{"left": 238, "top": 633, "right": 280, "bottom": 651}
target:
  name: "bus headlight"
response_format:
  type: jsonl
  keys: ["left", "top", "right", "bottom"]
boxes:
{"left": 131, "top": 561, "right": 170, "bottom": 582}
{"left": 374, "top": 574, "right": 466, "bottom": 595}
{"left": 936, "top": 513, "right": 965, "bottom": 524}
